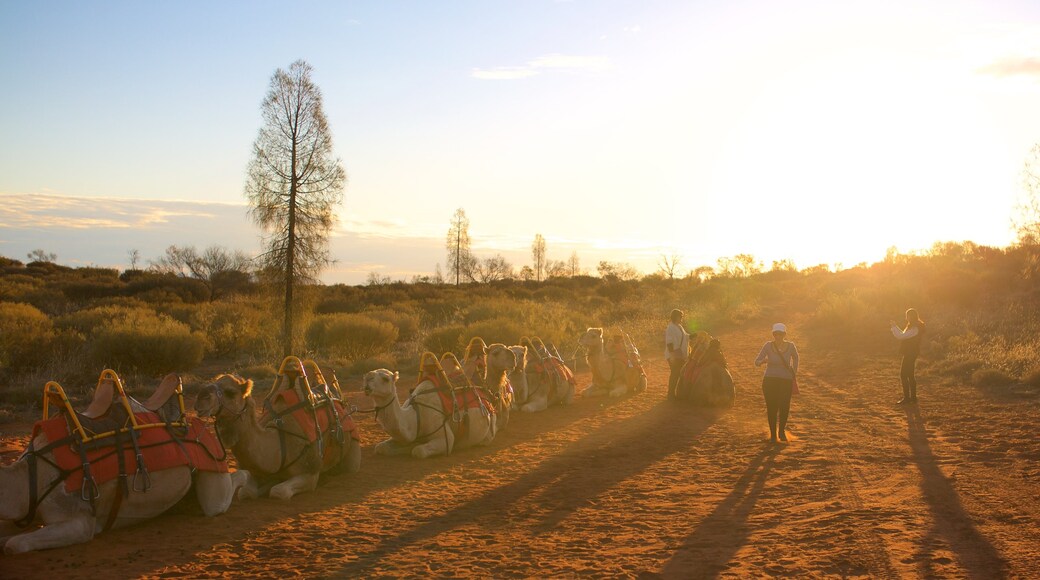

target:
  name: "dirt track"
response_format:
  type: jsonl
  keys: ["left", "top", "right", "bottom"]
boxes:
{"left": 2, "top": 326, "right": 1039, "bottom": 578}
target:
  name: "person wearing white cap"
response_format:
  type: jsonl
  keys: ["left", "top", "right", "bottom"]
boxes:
{"left": 754, "top": 322, "right": 799, "bottom": 442}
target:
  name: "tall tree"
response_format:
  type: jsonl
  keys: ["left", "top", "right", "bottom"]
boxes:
{"left": 446, "top": 208, "right": 475, "bottom": 285}
{"left": 568, "top": 251, "right": 581, "bottom": 277}
{"left": 245, "top": 60, "right": 346, "bottom": 355}
{"left": 658, "top": 252, "right": 683, "bottom": 280}
{"left": 532, "top": 233, "right": 547, "bottom": 282}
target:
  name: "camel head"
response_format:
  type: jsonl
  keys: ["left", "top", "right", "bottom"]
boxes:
{"left": 507, "top": 345, "right": 527, "bottom": 374}
{"left": 363, "top": 369, "right": 399, "bottom": 400}
{"left": 579, "top": 327, "right": 605, "bottom": 349}
{"left": 485, "top": 343, "right": 517, "bottom": 374}
{"left": 194, "top": 374, "right": 253, "bottom": 420}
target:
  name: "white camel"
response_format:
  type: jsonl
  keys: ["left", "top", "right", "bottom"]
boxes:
{"left": 193, "top": 374, "right": 361, "bottom": 500}
{"left": 0, "top": 376, "right": 251, "bottom": 554}
{"left": 520, "top": 346, "right": 576, "bottom": 413}
{"left": 480, "top": 343, "right": 517, "bottom": 431}
{"left": 363, "top": 368, "right": 496, "bottom": 459}
{"left": 507, "top": 345, "right": 530, "bottom": 408}
{"left": 578, "top": 327, "right": 647, "bottom": 398}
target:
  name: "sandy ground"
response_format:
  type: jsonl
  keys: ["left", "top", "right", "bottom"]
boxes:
{"left": 2, "top": 325, "right": 1039, "bottom": 578}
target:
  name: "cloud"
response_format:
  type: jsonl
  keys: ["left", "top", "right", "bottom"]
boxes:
{"left": 0, "top": 193, "right": 236, "bottom": 230}
{"left": 471, "top": 53, "right": 611, "bottom": 81}
{"left": 977, "top": 56, "right": 1040, "bottom": 78}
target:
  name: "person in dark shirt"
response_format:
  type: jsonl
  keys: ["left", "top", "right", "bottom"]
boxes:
{"left": 890, "top": 308, "right": 925, "bottom": 404}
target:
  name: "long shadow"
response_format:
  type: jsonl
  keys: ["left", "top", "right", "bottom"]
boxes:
{"left": 333, "top": 402, "right": 725, "bottom": 576}
{"left": 905, "top": 406, "right": 1009, "bottom": 578}
{"left": 656, "top": 446, "right": 777, "bottom": 579}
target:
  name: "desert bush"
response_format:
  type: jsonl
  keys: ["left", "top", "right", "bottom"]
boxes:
{"left": 1021, "top": 366, "right": 1040, "bottom": 387}
{"left": 971, "top": 368, "right": 1014, "bottom": 388}
{"left": 424, "top": 324, "right": 466, "bottom": 355}
{"left": 55, "top": 304, "right": 157, "bottom": 336}
{"left": 0, "top": 302, "right": 57, "bottom": 370}
{"left": 932, "top": 358, "right": 984, "bottom": 380}
{"left": 364, "top": 307, "right": 421, "bottom": 341}
{"left": 463, "top": 317, "right": 526, "bottom": 350}
{"left": 205, "top": 301, "right": 273, "bottom": 358}
{"left": 306, "top": 313, "right": 398, "bottom": 361}
{"left": 345, "top": 354, "right": 398, "bottom": 376}
{"left": 236, "top": 364, "right": 278, "bottom": 381}
{"left": 90, "top": 311, "right": 206, "bottom": 375}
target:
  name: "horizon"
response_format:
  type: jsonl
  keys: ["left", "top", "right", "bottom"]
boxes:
{"left": 3, "top": 1, "right": 1039, "bottom": 284}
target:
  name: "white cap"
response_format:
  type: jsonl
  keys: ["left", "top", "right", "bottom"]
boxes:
{"left": 772, "top": 323, "right": 787, "bottom": 334}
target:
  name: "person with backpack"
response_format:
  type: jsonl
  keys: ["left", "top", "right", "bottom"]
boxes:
{"left": 754, "top": 323, "right": 799, "bottom": 442}
{"left": 665, "top": 309, "right": 690, "bottom": 400}
{"left": 891, "top": 308, "right": 925, "bottom": 404}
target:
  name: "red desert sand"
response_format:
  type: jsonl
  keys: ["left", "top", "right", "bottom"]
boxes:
{"left": 2, "top": 326, "right": 1039, "bottom": 578}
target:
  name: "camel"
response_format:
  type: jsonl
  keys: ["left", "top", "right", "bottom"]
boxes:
{"left": 363, "top": 365, "right": 496, "bottom": 459}
{"left": 676, "top": 335, "right": 735, "bottom": 407}
{"left": 578, "top": 327, "right": 647, "bottom": 398}
{"left": 193, "top": 371, "right": 361, "bottom": 500}
{"left": 518, "top": 338, "right": 576, "bottom": 412}
{"left": 507, "top": 345, "right": 530, "bottom": 408}
{"left": 470, "top": 343, "right": 517, "bottom": 431}
{"left": 1, "top": 374, "right": 251, "bottom": 554}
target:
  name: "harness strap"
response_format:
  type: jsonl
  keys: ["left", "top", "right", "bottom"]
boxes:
{"left": 104, "top": 434, "right": 128, "bottom": 531}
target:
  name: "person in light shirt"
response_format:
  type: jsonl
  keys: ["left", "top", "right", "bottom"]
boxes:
{"left": 891, "top": 308, "right": 926, "bottom": 404}
{"left": 664, "top": 309, "right": 690, "bottom": 400}
{"left": 754, "top": 323, "right": 799, "bottom": 442}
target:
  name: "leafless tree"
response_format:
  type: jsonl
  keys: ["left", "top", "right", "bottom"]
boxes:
{"left": 150, "top": 244, "right": 253, "bottom": 299}
{"left": 245, "top": 60, "right": 346, "bottom": 355}
{"left": 472, "top": 254, "right": 513, "bottom": 283}
{"left": 658, "top": 252, "right": 683, "bottom": 280}
{"left": 568, "top": 251, "right": 581, "bottom": 276}
{"left": 597, "top": 261, "right": 640, "bottom": 281}
{"left": 128, "top": 249, "right": 141, "bottom": 271}
{"left": 546, "top": 259, "right": 568, "bottom": 278}
{"left": 26, "top": 249, "right": 56, "bottom": 263}
{"left": 532, "top": 234, "right": 547, "bottom": 282}
{"left": 1014, "top": 143, "right": 1040, "bottom": 244}
{"left": 446, "top": 208, "right": 476, "bottom": 285}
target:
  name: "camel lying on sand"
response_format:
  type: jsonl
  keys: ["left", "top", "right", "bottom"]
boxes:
{"left": 194, "top": 368, "right": 361, "bottom": 500}
{"left": 1, "top": 373, "right": 251, "bottom": 554}
{"left": 676, "top": 334, "right": 735, "bottom": 407}
{"left": 458, "top": 342, "right": 517, "bottom": 431}
{"left": 363, "top": 365, "right": 496, "bottom": 459}
{"left": 516, "top": 338, "right": 576, "bottom": 412}
{"left": 578, "top": 327, "right": 647, "bottom": 398}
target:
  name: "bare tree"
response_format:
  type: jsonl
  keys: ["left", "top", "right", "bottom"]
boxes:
{"left": 446, "top": 208, "right": 476, "bottom": 285}
{"left": 150, "top": 244, "right": 253, "bottom": 299}
{"left": 472, "top": 254, "right": 513, "bottom": 283}
{"left": 658, "top": 252, "right": 683, "bottom": 280}
{"left": 1014, "top": 143, "right": 1040, "bottom": 244}
{"left": 128, "top": 249, "right": 141, "bottom": 271}
{"left": 532, "top": 233, "right": 547, "bottom": 282}
{"left": 26, "top": 249, "right": 56, "bottom": 263}
{"left": 568, "top": 251, "right": 581, "bottom": 277}
{"left": 597, "top": 260, "right": 640, "bottom": 281}
{"left": 546, "top": 259, "right": 568, "bottom": 278}
{"left": 246, "top": 60, "right": 346, "bottom": 355}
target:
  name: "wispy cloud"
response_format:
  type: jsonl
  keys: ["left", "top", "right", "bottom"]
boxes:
{"left": 471, "top": 53, "right": 611, "bottom": 81}
{"left": 0, "top": 193, "right": 237, "bottom": 230}
{"left": 977, "top": 56, "right": 1040, "bottom": 79}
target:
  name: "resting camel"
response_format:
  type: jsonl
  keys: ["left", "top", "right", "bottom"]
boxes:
{"left": 1, "top": 374, "right": 251, "bottom": 554}
{"left": 578, "top": 327, "right": 647, "bottom": 398}
{"left": 193, "top": 373, "right": 361, "bottom": 500}
{"left": 676, "top": 336, "right": 735, "bottom": 407}
{"left": 363, "top": 368, "right": 496, "bottom": 459}
{"left": 477, "top": 343, "right": 517, "bottom": 431}
{"left": 507, "top": 345, "right": 530, "bottom": 407}
{"left": 519, "top": 340, "right": 576, "bottom": 412}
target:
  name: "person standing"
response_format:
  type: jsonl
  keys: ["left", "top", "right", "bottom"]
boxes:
{"left": 891, "top": 308, "right": 925, "bottom": 404}
{"left": 755, "top": 323, "right": 799, "bottom": 442}
{"left": 665, "top": 309, "right": 690, "bottom": 400}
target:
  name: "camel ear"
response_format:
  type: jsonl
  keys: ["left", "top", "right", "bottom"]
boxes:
{"left": 393, "top": 370, "right": 400, "bottom": 381}
{"left": 242, "top": 379, "right": 254, "bottom": 398}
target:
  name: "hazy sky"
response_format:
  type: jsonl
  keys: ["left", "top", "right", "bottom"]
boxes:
{"left": 3, "top": 0, "right": 1040, "bottom": 283}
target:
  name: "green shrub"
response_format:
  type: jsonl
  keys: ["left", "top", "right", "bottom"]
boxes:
{"left": 345, "top": 354, "right": 398, "bottom": 377}
{"left": 56, "top": 305, "right": 157, "bottom": 336}
{"left": 364, "top": 307, "right": 421, "bottom": 341}
{"left": 971, "top": 368, "right": 1014, "bottom": 388}
{"left": 424, "top": 324, "right": 466, "bottom": 355}
{"left": 0, "top": 302, "right": 56, "bottom": 370}
{"left": 463, "top": 317, "right": 526, "bottom": 349}
{"left": 207, "top": 301, "right": 273, "bottom": 358}
{"left": 90, "top": 311, "right": 206, "bottom": 374}
{"left": 306, "top": 313, "right": 398, "bottom": 361}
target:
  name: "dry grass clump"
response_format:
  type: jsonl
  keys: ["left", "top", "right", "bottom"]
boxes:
{"left": 306, "top": 313, "right": 398, "bottom": 361}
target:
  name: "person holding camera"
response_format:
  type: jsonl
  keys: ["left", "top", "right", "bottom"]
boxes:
{"left": 891, "top": 308, "right": 925, "bottom": 404}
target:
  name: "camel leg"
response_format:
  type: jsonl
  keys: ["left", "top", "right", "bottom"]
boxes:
{"left": 375, "top": 438, "right": 415, "bottom": 456}
{"left": 194, "top": 470, "right": 254, "bottom": 516}
{"left": 269, "top": 473, "right": 319, "bottom": 500}
{"left": 608, "top": 384, "right": 628, "bottom": 398}
{"left": 521, "top": 395, "right": 548, "bottom": 413}
{"left": 412, "top": 429, "right": 452, "bottom": 459}
{"left": 581, "top": 384, "right": 603, "bottom": 398}
{"left": 3, "top": 516, "right": 95, "bottom": 555}
{"left": 342, "top": 438, "right": 362, "bottom": 473}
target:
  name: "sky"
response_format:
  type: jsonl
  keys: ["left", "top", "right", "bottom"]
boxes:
{"left": 2, "top": 0, "right": 1040, "bottom": 284}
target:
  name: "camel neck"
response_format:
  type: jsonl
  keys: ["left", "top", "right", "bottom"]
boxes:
{"left": 375, "top": 385, "right": 417, "bottom": 443}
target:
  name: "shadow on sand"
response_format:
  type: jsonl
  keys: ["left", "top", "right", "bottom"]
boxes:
{"left": 333, "top": 401, "right": 725, "bottom": 576}
{"left": 654, "top": 445, "right": 778, "bottom": 579}
{"left": 905, "top": 405, "right": 1008, "bottom": 577}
